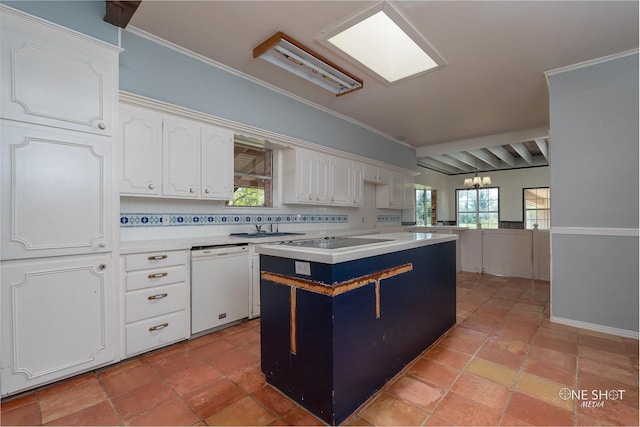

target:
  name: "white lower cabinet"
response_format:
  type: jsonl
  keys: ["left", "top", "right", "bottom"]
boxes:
{"left": 1, "top": 254, "right": 118, "bottom": 396}
{"left": 122, "top": 250, "right": 190, "bottom": 357}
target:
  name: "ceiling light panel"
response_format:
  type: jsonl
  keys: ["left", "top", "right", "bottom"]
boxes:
{"left": 253, "top": 32, "right": 363, "bottom": 96}
{"left": 318, "top": 2, "right": 446, "bottom": 84}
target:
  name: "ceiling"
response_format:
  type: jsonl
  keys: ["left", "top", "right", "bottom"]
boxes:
{"left": 127, "top": 1, "right": 638, "bottom": 174}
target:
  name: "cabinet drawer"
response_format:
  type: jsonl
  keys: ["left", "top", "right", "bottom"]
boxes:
{"left": 125, "top": 311, "right": 187, "bottom": 356}
{"left": 125, "top": 250, "right": 188, "bottom": 271}
{"left": 126, "top": 265, "right": 187, "bottom": 291}
{"left": 126, "top": 282, "right": 188, "bottom": 323}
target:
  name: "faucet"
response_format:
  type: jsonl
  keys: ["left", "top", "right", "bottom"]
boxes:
{"left": 255, "top": 224, "right": 265, "bottom": 233}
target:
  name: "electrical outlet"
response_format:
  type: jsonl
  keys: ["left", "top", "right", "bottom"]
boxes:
{"left": 295, "top": 261, "right": 311, "bottom": 276}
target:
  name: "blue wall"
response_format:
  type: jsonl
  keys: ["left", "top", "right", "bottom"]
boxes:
{"left": 119, "top": 31, "right": 416, "bottom": 169}
{"left": 4, "top": 1, "right": 416, "bottom": 170}
{"left": 2, "top": 0, "right": 118, "bottom": 45}
{"left": 548, "top": 52, "right": 639, "bottom": 334}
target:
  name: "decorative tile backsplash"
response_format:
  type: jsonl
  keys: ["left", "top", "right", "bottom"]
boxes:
{"left": 120, "top": 212, "right": 349, "bottom": 227}
{"left": 377, "top": 214, "right": 402, "bottom": 223}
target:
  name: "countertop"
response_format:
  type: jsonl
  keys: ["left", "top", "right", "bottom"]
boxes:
{"left": 119, "top": 229, "right": 379, "bottom": 254}
{"left": 255, "top": 232, "right": 458, "bottom": 264}
{"left": 404, "top": 226, "right": 469, "bottom": 231}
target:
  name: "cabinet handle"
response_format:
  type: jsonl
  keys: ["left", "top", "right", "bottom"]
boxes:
{"left": 149, "top": 323, "right": 169, "bottom": 332}
{"left": 148, "top": 272, "right": 168, "bottom": 279}
{"left": 98, "top": 263, "right": 107, "bottom": 270}
{"left": 189, "top": 187, "right": 195, "bottom": 193}
{"left": 148, "top": 183, "right": 155, "bottom": 190}
{"left": 204, "top": 188, "right": 210, "bottom": 194}
{"left": 147, "top": 255, "right": 167, "bottom": 261}
{"left": 98, "top": 242, "right": 106, "bottom": 248}
{"left": 97, "top": 122, "right": 106, "bottom": 130}
{"left": 148, "top": 293, "right": 168, "bottom": 300}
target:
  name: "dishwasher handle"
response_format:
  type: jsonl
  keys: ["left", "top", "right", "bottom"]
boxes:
{"left": 191, "top": 244, "right": 248, "bottom": 259}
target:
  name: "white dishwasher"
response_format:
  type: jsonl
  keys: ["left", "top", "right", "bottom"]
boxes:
{"left": 191, "top": 244, "right": 250, "bottom": 336}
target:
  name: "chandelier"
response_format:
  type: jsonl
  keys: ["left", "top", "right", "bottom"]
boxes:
{"left": 463, "top": 173, "right": 491, "bottom": 188}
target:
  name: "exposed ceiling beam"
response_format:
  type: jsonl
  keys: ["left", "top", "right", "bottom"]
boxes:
{"left": 467, "top": 149, "right": 501, "bottom": 168}
{"left": 415, "top": 126, "right": 548, "bottom": 157}
{"left": 486, "top": 145, "right": 517, "bottom": 166}
{"left": 417, "top": 158, "right": 461, "bottom": 175}
{"left": 432, "top": 154, "right": 473, "bottom": 172}
{"left": 104, "top": 1, "right": 142, "bottom": 28}
{"left": 511, "top": 142, "right": 533, "bottom": 165}
{"left": 535, "top": 138, "right": 549, "bottom": 161}
{"left": 447, "top": 151, "right": 478, "bottom": 168}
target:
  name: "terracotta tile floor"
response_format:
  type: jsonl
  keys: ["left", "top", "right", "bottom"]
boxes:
{"left": 2, "top": 272, "right": 638, "bottom": 426}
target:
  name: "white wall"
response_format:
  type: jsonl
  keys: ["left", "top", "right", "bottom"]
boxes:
{"left": 415, "top": 165, "right": 550, "bottom": 224}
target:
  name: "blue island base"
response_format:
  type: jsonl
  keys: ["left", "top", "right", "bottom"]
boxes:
{"left": 260, "top": 241, "right": 456, "bottom": 425}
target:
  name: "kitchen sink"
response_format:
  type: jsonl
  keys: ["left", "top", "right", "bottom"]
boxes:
{"left": 229, "top": 232, "right": 305, "bottom": 238}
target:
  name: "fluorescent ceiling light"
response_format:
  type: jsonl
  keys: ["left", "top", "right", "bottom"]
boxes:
{"left": 319, "top": 2, "right": 445, "bottom": 84}
{"left": 253, "top": 32, "right": 363, "bottom": 96}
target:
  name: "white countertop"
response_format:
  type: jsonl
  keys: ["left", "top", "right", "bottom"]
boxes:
{"left": 404, "top": 226, "right": 469, "bottom": 231}
{"left": 255, "top": 232, "right": 458, "bottom": 264}
{"left": 120, "top": 229, "right": 379, "bottom": 254}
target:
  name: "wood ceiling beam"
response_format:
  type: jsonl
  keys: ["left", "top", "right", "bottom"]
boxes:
{"left": 447, "top": 152, "right": 478, "bottom": 168}
{"left": 510, "top": 142, "right": 533, "bottom": 165}
{"left": 432, "top": 154, "right": 473, "bottom": 172}
{"left": 417, "top": 158, "right": 460, "bottom": 175}
{"left": 535, "top": 138, "right": 549, "bottom": 162}
{"left": 467, "top": 149, "right": 501, "bottom": 168}
{"left": 486, "top": 145, "right": 516, "bottom": 166}
{"left": 104, "top": 1, "right": 142, "bottom": 29}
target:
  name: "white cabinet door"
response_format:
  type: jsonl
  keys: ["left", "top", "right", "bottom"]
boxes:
{"left": 162, "top": 117, "right": 200, "bottom": 198}
{"left": 120, "top": 104, "right": 162, "bottom": 196}
{"left": 0, "top": 9, "right": 119, "bottom": 136}
{"left": 201, "top": 124, "right": 234, "bottom": 199}
{"left": 314, "top": 154, "right": 332, "bottom": 204}
{"left": 283, "top": 149, "right": 313, "bottom": 203}
{"left": 351, "top": 162, "right": 364, "bottom": 206}
{"left": 330, "top": 157, "right": 352, "bottom": 205}
{"left": 1, "top": 122, "right": 112, "bottom": 260}
{"left": 1, "top": 254, "right": 118, "bottom": 396}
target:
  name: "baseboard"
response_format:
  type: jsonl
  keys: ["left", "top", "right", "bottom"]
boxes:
{"left": 550, "top": 315, "right": 639, "bottom": 339}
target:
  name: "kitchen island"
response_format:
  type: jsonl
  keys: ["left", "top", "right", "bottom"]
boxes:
{"left": 256, "top": 232, "right": 457, "bottom": 425}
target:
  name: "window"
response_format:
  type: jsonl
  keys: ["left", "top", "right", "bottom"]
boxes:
{"left": 415, "top": 188, "right": 436, "bottom": 226}
{"left": 456, "top": 187, "right": 499, "bottom": 229}
{"left": 227, "top": 136, "right": 273, "bottom": 207}
{"left": 524, "top": 187, "right": 550, "bottom": 229}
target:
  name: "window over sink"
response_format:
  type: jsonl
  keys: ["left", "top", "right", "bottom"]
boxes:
{"left": 227, "top": 135, "right": 274, "bottom": 207}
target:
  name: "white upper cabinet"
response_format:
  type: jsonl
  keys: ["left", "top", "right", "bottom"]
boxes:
{"left": 201, "top": 124, "right": 234, "bottom": 200}
{"left": 120, "top": 104, "right": 162, "bottom": 196}
{"left": 376, "top": 172, "right": 415, "bottom": 209}
{"left": 162, "top": 116, "right": 201, "bottom": 198}
{"left": 363, "top": 164, "right": 390, "bottom": 184}
{"left": 283, "top": 148, "right": 363, "bottom": 207}
{"left": 0, "top": 122, "right": 112, "bottom": 260}
{"left": 120, "top": 103, "right": 234, "bottom": 201}
{"left": 0, "top": 9, "right": 120, "bottom": 136}
{"left": 331, "top": 158, "right": 364, "bottom": 207}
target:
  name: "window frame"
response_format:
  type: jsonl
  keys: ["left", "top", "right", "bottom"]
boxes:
{"left": 523, "top": 187, "right": 550, "bottom": 229}
{"left": 227, "top": 139, "right": 275, "bottom": 208}
{"left": 414, "top": 187, "right": 433, "bottom": 226}
{"left": 455, "top": 187, "right": 500, "bottom": 229}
